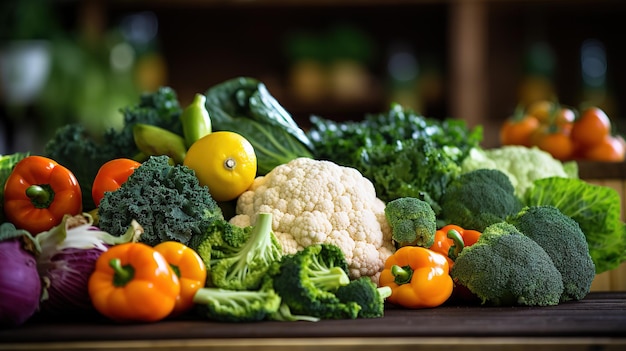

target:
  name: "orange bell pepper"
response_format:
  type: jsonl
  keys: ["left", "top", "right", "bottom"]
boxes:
{"left": 154, "top": 241, "right": 207, "bottom": 316}
{"left": 379, "top": 246, "right": 453, "bottom": 309}
{"left": 3, "top": 155, "right": 82, "bottom": 234}
{"left": 429, "top": 224, "right": 481, "bottom": 269}
{"left": 91, "top": 158, "right": 142, "bottom": 207}
{"left": 88, "top": 242, "right": 180, "bottom": 323}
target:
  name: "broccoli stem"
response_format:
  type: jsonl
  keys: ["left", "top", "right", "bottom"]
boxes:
{"left": 308, "top": 255, "right": 350, "bottom": 292}
{"left": 193, "top": 287, "right": 264, "bottom": 306}
{"left": 270, "top": 303, "right": 321, "bottom": 322}
{"left": 447, "top": 229, "right": 465, "bottom": 260}
{"left": 391, "top": 264, "right": 413, "bottom": 285}
{"left": 378, "top": 286, "right": 392, "bottom": 300}
{"left": 227, "top": 212, "right": 276, "bottom": 281}
{"left": 243, "top": 212, "right": 275, "bottom": 264}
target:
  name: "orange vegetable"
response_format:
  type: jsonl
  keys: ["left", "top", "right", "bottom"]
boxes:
{"left": 582, "top": 134, "right": 626, "bottom": 162}
{"left": 571, "top": 106, "right": 611, "bottom": 148}
{"left": 526, "top": 100, "right": 575, "bottom": 128}
{"left": 429, "top": 224, "right": 481, "bottom": 269}
{"left": 526, "top": 100, "right": 555, "bottom": 123}
{"left": 91, "top": 158, "right": 142, "bottom": 207}
{"left": 500, "top": 113, "right": 540, "bottom": 147}
{"left": 552, "top": 107, "right": 576, "bottom": 133}
{"left": 88, "top": 242, "right": 180, "bottom": 323}
{"left": 532, "top": 124, "right": 575, "bottom": 161}
{"left": 378, "top": 246, "right": 453, "bottom": 309}
{"left": 3, "top": 155, "right": 82, "bottom": 234}
{"left": 153, "top": 241, "right": 207, "bottom": 316}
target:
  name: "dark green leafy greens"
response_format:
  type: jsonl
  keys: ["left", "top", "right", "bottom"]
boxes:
{"left": 43, "top": 124, "right": 118, "bottom": 211}
{"left": 43, "top": 87, "right": 183, "bottom": 211}
{"left": 524, "top": 176, "right": 626, "bottom": 274}
{"left": 204, "top": 77, "right": 314, "bottom": 175}
{"left": 103, "top": 86, "right": 183, "bottom": 156}
{"left": 308, "top": 104, "right": 482, "bottom": 211}
{"left": 97, "top": 155, "right": 223, "bottom": 247}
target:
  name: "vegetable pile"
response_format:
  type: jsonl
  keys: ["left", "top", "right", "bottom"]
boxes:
{"left": 1, "top": 76, "right": 626, "bottom": 327}
{"left": 499, "top": 100, "right": 625, "bottom": 162}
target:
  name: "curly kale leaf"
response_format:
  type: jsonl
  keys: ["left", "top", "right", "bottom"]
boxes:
{"left": 97, "top": 155, "right": 223, "bottom": 247}
{"left": 43, "top": 87, "right": 184, "bottom": 211}
{"left": 307, "top": 104, "right": 481, "bottom": 210}
{"left": 308, "top": 103, "right": 483, "bottom": 168}
{"left": 357, "top": 137, "right": 462, "bottom": 214}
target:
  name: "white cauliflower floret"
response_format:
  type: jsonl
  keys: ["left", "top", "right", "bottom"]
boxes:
{"left": 230, "top": 157, "right": 395, "bottom": 283}
{"left": 461, "top": 146, "right": 578, "bottom": 198}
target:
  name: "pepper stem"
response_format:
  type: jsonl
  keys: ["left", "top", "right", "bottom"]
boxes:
{"left": 110, "top": 258, "right": 135, "bottom": 287}
{"left": 25, "top": 184, "right": 55, "bottom": 209}
{"left": 391, "top": 264, "right": 413, "bottom": 285}
{"left": 446, "top": 229, "right": 465, "bottom": 261}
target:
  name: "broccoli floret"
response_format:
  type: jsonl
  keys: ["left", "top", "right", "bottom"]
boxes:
{"left": 97, "top": 155, "right": 223, "bottom": 247}
{"left": 335, "top": 277, "right": 392, "bottom": 319}
{"left": 450, "top": 222, "right": 564, "bottom": 306}
{"left": 508, "top": 206, "right": 596, "bottom": 302}
{"left": 439, "top": 168, "right": 523, "bottom": 232}
{"left": 188, "top": 218, "right": 252, "bottom": 269}
{"left": 384, "top": 197, "right": 437, "bottom": 248}
{"left": 202, "top": 212, "right": 282, "bottom": 290}
{"left": 193, "top": 278, "right": 281, "bottom": 322}
{"left": 270, "top": 243, "right": 361, "bottom": 320}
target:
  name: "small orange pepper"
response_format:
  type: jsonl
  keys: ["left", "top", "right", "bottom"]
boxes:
{"left": 91, "top": 158, "right": 142, "bottom": 207}
{"left": 429, "top": 224, "right": 481, "bottom": 269}
{"left": 379, "top": 246, "right": 453, "bottom": 309}
{"left": 154, "top": 241, "right": 207, "bottom": 316}
{"left": 3, "top": 155, "right": 82, "bottom": 234}
{"left": 88, "top": 242, "right": 180, "bottom": 323}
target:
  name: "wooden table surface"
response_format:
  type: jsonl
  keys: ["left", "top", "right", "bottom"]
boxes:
{"left": 1, "top": 292, "right": 625, "bottom": 351}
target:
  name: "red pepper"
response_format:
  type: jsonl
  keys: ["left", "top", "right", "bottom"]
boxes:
{"left": 91, "top": 158, "right": 142, "bottom": 207}
{"left": 429, "top": 224, "right": 481, "bottom": 270}
{"left": 3, "top": 156, "right": 82, "bottom": 234}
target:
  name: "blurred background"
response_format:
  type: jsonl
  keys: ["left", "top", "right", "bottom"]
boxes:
{"left": 1, "top": 0, "right": 626, "bottom": 154}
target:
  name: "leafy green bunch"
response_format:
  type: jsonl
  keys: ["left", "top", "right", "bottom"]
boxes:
{"left": 97, "top": 155, "right": 223, "bottom": 247}
{"left": 307, "top": 103, "right": 482, "bottom": 211}
{"left": 43, "top": 87, "right": 182, "bottom": 210}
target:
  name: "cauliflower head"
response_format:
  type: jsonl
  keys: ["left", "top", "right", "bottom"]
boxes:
{"left": 461, "top": 146, "right": 578, "bottom": 198}
{"left": 230, "top": 157, "right": 395, "bottom": 283}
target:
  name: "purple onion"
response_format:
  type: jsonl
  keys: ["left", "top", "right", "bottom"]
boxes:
{"left": 38, "top": 246, "right": 106, "bottom": 316}
{"left": 0, "top": 239, "right": 42, "bottom": 327}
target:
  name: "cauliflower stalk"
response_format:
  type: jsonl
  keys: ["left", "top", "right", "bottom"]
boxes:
{"left": 230, "top": 157, "right": 395, "bottom": 282}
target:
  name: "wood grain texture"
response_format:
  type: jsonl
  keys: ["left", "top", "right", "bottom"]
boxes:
{"left": 1, "top": 292, "right": 624, "bottom": 347}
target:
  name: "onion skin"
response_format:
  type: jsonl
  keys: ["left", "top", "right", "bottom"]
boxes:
{"left": 34, "top": 214, "right": 143, "bottom": 317}
{"left": 39, "top": 247, "right": 105, "bottom": 316}
{"left": 0, "top": 239, "right": 42, "bottom": 327}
